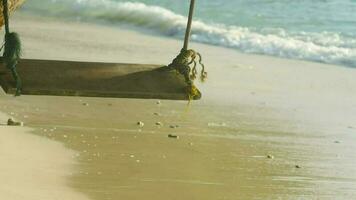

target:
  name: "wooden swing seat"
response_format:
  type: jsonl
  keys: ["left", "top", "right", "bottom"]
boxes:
{"left": 0, "top": 58, "right": 201, "bottom": 100}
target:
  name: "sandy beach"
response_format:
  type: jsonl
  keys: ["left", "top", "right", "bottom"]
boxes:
{"left": 1, "top": 12, "right": 356, "bottom": 200}
{"left": 0, "top": 111, "right": 89, "bottom": 200}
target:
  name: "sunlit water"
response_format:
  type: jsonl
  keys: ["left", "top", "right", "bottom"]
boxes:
{"left": 20, "top": 0, "right": 356, "bottom": 67}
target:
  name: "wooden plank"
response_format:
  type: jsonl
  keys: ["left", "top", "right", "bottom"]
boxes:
{"left": 0, "top": 58, "right": 201, "bottom": 100}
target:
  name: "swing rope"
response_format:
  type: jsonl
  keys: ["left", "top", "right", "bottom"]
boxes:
{"left": 2, "top": 0, "right": 22, "bottom": 96}
{"left": 183, "top": 0, "right": 195, "bottom": 51}
{"left": 167, "top": 0, "right": 207, "bottom": 100}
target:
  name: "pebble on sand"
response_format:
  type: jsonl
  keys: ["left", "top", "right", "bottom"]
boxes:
{"left": 295, "top": 165, "right": 301, "bottom": 169}
{"left": 7, "top": 118, "right": 23, "bottom": 126}
{"left": 156, "top": 122, "right": 163, "bottom": 126}
{"left": 82, "top": 103, "right": 89, "bottom": 106}
{"left": 137, "top": 121, "right": 145, "bottom": 127}
{"left": 168, "top": 134, "right": 179, "bottom": 139}
{"left": 156, "top": 100, "right": 161, "bottom": 105}
{"left": 267, "top": 155, "right": 274, "bottom": 159}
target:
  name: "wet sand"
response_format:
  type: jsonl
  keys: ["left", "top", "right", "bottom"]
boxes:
{"left": 1, "top": 12, "right": 356, "bottom": 199}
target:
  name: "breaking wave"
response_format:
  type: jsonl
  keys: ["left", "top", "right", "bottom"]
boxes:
{"left": 21, "top": 0, "right": 356, "bottom": 67}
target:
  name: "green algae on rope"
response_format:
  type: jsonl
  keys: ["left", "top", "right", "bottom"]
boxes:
{"left": 166, "top": 0, "right": 207, "bottom": 100}
{"left": 2, "top": 0, "right": 22, "bottom": 96}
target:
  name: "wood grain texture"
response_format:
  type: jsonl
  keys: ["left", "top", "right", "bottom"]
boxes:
{"left": 0, "top": 58, "right": 201, "bottom": 100}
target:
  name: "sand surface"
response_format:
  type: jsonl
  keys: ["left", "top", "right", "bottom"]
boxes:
{"left": 1, "top": 12, "right": 356, "bottom": 200}
{"left": 0, "top": 112, "right": 89, "bottom": 200}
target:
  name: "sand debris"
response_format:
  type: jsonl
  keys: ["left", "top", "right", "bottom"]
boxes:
{"left": 137, "top": 121, "right": 145, "bottom": 127}
{"left": 168, "top": 134, "right": 179, "bottom": 139}
{"left": 156, "top": 100, "right": 161, "bottom": 105}
{"left": 267, "top": 155, "right": 274, "bottom": 159}
{"left": 295, "top": 165, "right": 301, "bottom": 169}
{"left": 7, "top": 118, "right": 23, "bottom": 126}
{"left": 156, "top": 122, "right": 163, "bottom": 126}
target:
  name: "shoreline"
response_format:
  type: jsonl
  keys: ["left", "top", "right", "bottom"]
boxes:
{"left": 18, "top": 1, "right": 356, "bottom": 69}
{"left": 10, "top": 11, "right": 351, "bottom": 69}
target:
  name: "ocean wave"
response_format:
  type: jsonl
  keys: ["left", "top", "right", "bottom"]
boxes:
{"left": 22, "top": 0, "right": 356, "bottom": 67}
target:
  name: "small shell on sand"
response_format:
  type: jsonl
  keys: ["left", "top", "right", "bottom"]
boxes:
{"left": 7, "top": 118, "right": 23, "bottom": 126}
{"left": 137, "top": 121, "right": 145, "bottom": 127}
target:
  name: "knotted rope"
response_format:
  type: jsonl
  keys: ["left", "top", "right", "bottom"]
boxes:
{"left": 167, "top": 0, "right": 207, "bottom": 100}
{"left": 2, "top": 0, "right": 22, "bottom": 96}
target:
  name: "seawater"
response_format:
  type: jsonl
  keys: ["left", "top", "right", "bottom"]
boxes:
{"left": 21, "top": 0, "right": 356, "bottom": 67}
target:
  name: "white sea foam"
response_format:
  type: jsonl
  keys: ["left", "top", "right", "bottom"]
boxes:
{"left": 22, "top": 0, "right": 356, "bottom": 67}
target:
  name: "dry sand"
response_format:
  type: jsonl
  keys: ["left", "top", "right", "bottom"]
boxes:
{"left": 0, "top": 112, "right": 89, "bottom": 200}
{"left": 0, "top": 12, "right": 356, "bottom": 200}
